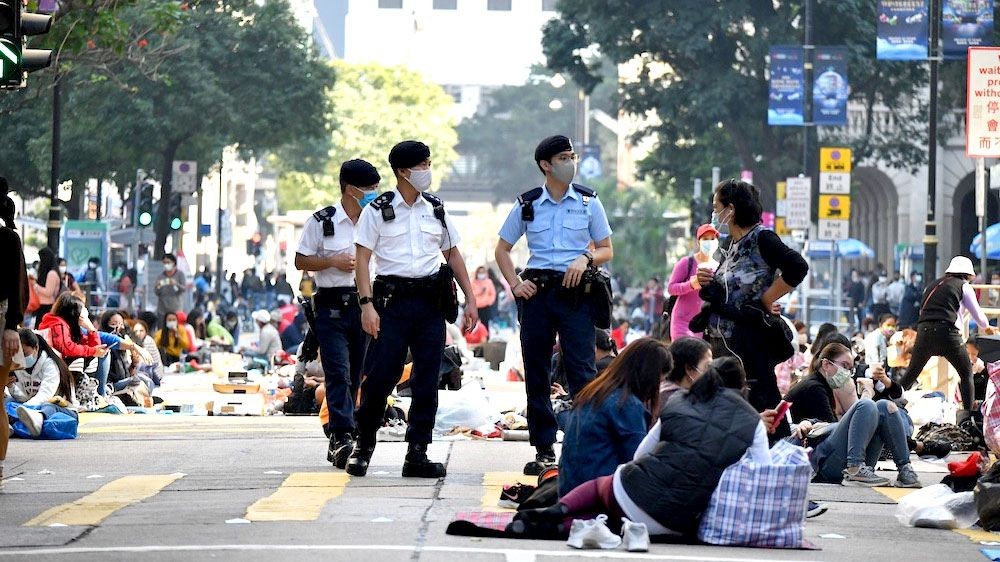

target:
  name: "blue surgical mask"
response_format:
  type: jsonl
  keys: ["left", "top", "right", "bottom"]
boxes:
{"left": 24, "top": 353, "right": 37, "bottom": 370}
{"left": 357, "top": 190, "right": 378, "bottom": 207}
{"left": 710, "top": 208, "right": 732, "bottom": 236}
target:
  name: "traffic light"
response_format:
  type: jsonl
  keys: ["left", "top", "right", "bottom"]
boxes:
{"left": 137, "top": 183, "right": 155, "bottom": 227}
{"left": 0, "top": 1, "right": 52, "bottom": 89}
{"left": 168, "top": 193, "right": 183, "bottom": 231}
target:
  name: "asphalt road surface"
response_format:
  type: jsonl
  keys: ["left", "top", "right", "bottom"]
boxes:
{"left": 0, "top": 414, "right": 994, "bottom": 561}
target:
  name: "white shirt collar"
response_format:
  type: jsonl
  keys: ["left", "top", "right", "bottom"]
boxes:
{"left": 390, "top": 188, "right": 429, "bottom": 209}
{"left": 333, "top": 201, "right": 353, "bottom": 224}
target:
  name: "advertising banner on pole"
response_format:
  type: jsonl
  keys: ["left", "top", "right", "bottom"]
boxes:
{"left": 767, "top": 46, "right": 805, "bottom": 126}
{"left": 813, "top": 47, "right": 849, "bottom": 126}
{"left": 876, "top": 0, "right": 930, "bottom": 60}
{"left": 943, "top": 0, "right": 994, "bottom": 60}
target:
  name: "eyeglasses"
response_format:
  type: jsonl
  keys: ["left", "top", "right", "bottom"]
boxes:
{"left": 824, "top": 358, "right": 853, "bottom": 371}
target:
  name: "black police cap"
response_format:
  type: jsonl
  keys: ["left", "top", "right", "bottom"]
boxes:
{"left": 340, "top": 159, "right": 381, "bottom": 187}
{"left": 534, "top": 135, "right": 573, "bottom": 164}
{"left": 388, "top": 140, "right": 431, "bottom": 171}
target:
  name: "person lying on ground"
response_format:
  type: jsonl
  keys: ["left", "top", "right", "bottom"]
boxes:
{"left": 510, "top": 362, "right": 765, "bottom": 539}
{"left": 5, "top": 329, "right": 79, "bottom": 438}
{"left": 558, "top": 337, "right": 671, "bottom": 497}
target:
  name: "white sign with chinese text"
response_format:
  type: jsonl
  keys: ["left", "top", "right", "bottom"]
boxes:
{"left": 818, "top": 219, "right": 850, "bottom": 241}
{"left": 967, "top": 47, "right": 1000, "bottom": 158}
{"left": 785, "top": 177, "right": 811, "bottom": 230}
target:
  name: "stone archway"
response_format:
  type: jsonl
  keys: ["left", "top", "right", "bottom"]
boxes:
{"left": 849, "top": 167, "right": 899, "bottom": 272}
{"left": 951, "top": 172, "right": 1000, "bottom": 263}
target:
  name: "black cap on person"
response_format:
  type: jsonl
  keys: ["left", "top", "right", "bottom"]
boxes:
{"left": 339, "top": 159, "right": 381, "bottom": 187}
{"left": 388, "top": 140, "right": 431, "bottom": 171}
{"left": 534, "top": 135, "right": 573, "bottom": 164}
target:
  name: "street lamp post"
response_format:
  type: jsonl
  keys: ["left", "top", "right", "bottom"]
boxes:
{"left": 923, "top": 0, "right": 941, "bottom": 283}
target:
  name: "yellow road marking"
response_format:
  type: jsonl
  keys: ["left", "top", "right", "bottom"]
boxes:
{"left": 25, "top": 474, "right": 184, "bottom": 527}
{"left": 79, "top": 426, "right": 316, "bottom": 435}
{"left": 245, "top": 472, "right": 349, "bottom": 521}
{"left": 872, "top": 486, "right": 917, "bottom": 503}
{"left": 481, "top": 471, "right": 534, "bottom": 512}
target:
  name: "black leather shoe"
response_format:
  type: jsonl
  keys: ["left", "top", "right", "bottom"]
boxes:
{"left": 523, "top": 447, "right": 557, "bottom": 476}
{"left": 401, "top": 443, "right": 446, "bottom": 478}
{"left": 329, "top": 435, "right": 355, "bottom": 469}
{"left": 345, "top": 445, "right": 375, "bottom": 477}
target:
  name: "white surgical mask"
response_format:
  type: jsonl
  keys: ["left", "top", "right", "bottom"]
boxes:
{"left": 164, "top": 263, "right": 175, "bottom": 272}
{"left": 80, "top": 307, "right": 89, "bottom": 320}
{"left": 699, "top": 239, "right": 719, "bottom": 256}
{"left": 406, "top": 168, "right": 433, "bottom": 192}
{"left": 58, "top": 266, "right": 67, "bottom": 274}
{"left": 166, "top": 320, "right": 178, "bottom": 330}
{"left": 477, "top": 273, "right": 488, "bottom": 280}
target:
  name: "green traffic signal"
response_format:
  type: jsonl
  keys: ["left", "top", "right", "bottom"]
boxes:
{"left": 170, "top": 217, "right": 182, "bottom": 231}
{"left": 168, "top": 193, "right": 183, "bottom": 230}
{"left": 138, "top": 211, "right": 153, "bottom": 227}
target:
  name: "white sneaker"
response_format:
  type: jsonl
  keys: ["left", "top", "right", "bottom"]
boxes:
{"left": 621, "top": 517, "right": 649, "bottom": 552}
{"left": 16, "top": 405, "right": 43, "bottom": 437}
{"left": 566, "top": 514, "right": 622, "bottom": 550}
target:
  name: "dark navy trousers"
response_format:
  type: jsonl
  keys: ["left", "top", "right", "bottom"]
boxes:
{"left": 357, "top": 293, "right": 445, "bottom": 446}
{"left": 314, "top": 292, "right": 367, "bottom": 435}
{"left": 520, "top": 288, "right": 597, "bottom": 447}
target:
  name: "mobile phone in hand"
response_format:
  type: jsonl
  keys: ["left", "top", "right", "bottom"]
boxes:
{"left": 772, "top": 400, "right": 791, "bottom": 431}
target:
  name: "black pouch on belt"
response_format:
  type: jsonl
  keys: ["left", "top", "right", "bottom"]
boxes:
{"left": 581, "top": 267, "right": 613, "bottom": 330}
{"left": 437, "top": 264, "right": 459, "bottom": 323}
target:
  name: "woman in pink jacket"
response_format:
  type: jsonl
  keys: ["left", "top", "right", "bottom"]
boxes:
{"left": 33, "top": 247, "right": 64, "bottom": 318}
{"left": 666, "top": 224, "right": 720, "bottom": 341}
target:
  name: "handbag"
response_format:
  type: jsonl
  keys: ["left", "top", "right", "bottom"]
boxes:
{"left": 697, "top": 440, "right": 811, "bottom": 548}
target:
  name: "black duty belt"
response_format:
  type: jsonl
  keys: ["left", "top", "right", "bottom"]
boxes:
{"left": 375, "top": 274, "right": 438, "bottom": 297}
{"left": 523, "top": 268, "right": 566, "bottom": 291}
{"left": 313, "top": 287, "right": 359, "bottom": 309}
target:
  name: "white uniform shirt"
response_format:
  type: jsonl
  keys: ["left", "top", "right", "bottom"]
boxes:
{"left": 355, "top": 189, "right": 461, "bottom": 278}
{"left": 295, "top": 202, "right": 357, "bottom": 288}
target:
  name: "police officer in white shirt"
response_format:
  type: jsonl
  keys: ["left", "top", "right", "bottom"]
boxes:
{"left": 294, "top": 159, "right": 380, "bottom": 469}
{"left": 346, "top": 140, "right": 478, "bottom": 478}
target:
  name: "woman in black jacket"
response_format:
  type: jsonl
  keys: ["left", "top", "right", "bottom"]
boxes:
{"left": 0, "top": 185, "right": 29, "bottom": 486}
{"left": 695, "top": 180, "right": 808, "bottom": 436}
{"left": 509, "top": 364, "right": 765, "bottom": 539}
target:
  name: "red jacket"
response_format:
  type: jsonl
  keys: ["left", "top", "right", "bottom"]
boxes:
{"left": 37, "top": 313, "right": 101, "bottom": 358}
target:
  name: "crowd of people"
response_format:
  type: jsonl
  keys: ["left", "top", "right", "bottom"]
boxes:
{"left": 2, "top": 136, "right": 999, "bottom": 548}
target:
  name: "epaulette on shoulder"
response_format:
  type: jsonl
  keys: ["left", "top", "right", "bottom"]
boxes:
{"left": 313, "top": 205, "right": 336, "bottom": 236}
{"left": 421, "top": 192, "right": 446, "bottom": 224}
{"left": 312, "top": 205, "right": 336, "bottom": 222}
{"left": 369, "top": 192, "right": 395, "bottom": 209}
{"left": 371, "top": 191, "right": 396, "bottom": 221}
{"left": 571, "top": 184, "right": 596, "bottom": 198}
{"left": 518, "top": 187, "right": 543, "bottom": 222}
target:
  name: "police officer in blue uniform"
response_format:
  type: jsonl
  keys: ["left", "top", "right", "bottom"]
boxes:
{"left": 347, "top": 140, "right": 479, "bottom": 478}
{"left": 294, "top": 159, "right": 380, "bottom": 468}
{"left": 495, "top": 135, "right": 614, "bottom": 475}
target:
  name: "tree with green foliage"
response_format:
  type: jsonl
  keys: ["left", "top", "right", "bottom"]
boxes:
{"left": 274, "top": 60, "right": 458, "bottom": 211}
{"left": 542, "top": 1, "right": 933, "bottom": 207}
{"left": 455, "top": 66, "right": 618, "bottom": 202}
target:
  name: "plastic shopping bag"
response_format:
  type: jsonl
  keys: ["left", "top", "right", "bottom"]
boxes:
{"left": 895, "top": 483, "right": 978, "bottom": 529}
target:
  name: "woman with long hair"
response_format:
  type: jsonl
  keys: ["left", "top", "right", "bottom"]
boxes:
{"left": 786, "top": 341, "right": 921, "bottom": 488}
{"left": 34, "top": 247, "right": 63, "bottom": 318}
{"left": 558, "top": 337, "right": 671, "bottom": 497}
{"left": 154, "top": 311, "right": 189, "bottom": 366}
{"left": 37, "top": 293, "right": 110, "bottom": 394}
{"left": 7, "top": 329, "right": 79, "bottom": 439}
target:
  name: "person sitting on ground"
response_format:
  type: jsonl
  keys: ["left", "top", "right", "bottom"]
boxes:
{"left": 37, "top": 293, "right": 110, "bottom": 391}
{"left": 252, "top": 309, "right": 282, "bottom": 362}
{"left": 787, "top": 342, "right": 923, "bottom": 488}
{"left": 99, "top": 310, "right": 155, "bottom": 395}
{"left": 154, "top": 311, "right": 189, "bottom": 366}
{"left": 610, "top": 319, "right": 629, "bottom": 350}
{"left": 864, "top": 313, "right": 897, "bottom": 369}
{"left": 558, "top": 337, "right": 671, "bottom": 497}
{"left": 659, "top": 336, "right": 712, "bottom": 406}
{"left": 175, "top": 310, "right": 200, "bottom": 355}
{"left": 5, "top": 329, "right": 79, "bottom": 438}
{"left": 205, "top": 312, "right": 235, "bottom": 350}
{"left": 594, "top": 328, "right": 616, "bottom": 375}
{"left": 509, "top": 360, "right": 766, "bottom": 539}
{"left": 131, "top": 320, "right": 164, "bottom": 388}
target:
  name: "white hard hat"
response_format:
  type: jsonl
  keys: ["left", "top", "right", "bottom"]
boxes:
{"left": 945, "top": 256, "right": 976, "bottom": 277}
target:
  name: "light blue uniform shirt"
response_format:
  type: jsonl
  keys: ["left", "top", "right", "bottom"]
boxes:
{"left": 498, "top": 184, "right": 613, "bottom": 272}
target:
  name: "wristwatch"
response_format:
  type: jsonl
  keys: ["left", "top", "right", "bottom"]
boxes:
{"left": 583, "top": 251, "right": 594, "bottom": 267}
{"left": 359, "top": 296, "right": 373, "bottom": 306}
